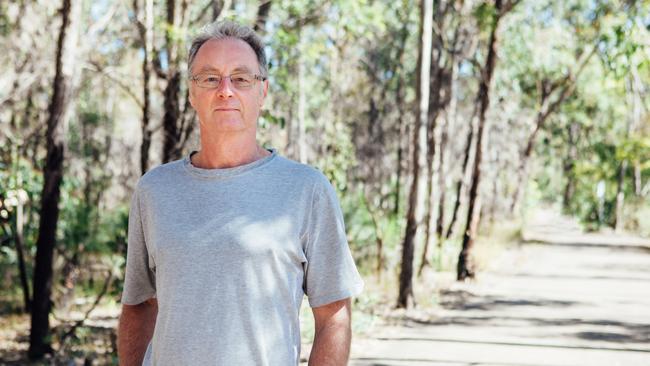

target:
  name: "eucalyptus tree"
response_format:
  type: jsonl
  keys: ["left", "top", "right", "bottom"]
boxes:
{"left": 397, "top": 0, "right": 433, "bottom": 307}
{"left": 457, "top": 0, "right": 520, "bottom": 281}
{"left": 29, "top": 0, "right": 82, "bottom": 358}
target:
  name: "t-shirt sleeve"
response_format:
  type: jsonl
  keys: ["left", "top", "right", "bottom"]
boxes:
{"left": 121, "top": 187, "right": 156, "bottom": 305}
{"left": 303, "top": 178, "right": 364, "bottom": 308}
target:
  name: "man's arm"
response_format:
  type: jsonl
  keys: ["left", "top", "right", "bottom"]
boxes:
{"left": 117, "top": 297, "right": 158, "bottom": 366}
{"left": 308, "top": 298, "right": 352, "bottom": 366}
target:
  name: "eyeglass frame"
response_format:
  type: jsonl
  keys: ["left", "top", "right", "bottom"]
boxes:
{"left": 189, "top": 72, "right": 267, "bottom": 90}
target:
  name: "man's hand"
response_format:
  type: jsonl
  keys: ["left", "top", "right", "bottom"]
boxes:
{"left": 117, "top": 297, "right": 158, "bottom": 366}
{"left": 308, "top": 298, "right": 352, "bottom": 366}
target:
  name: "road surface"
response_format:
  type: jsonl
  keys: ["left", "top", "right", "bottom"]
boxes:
{"left": 347, "top": 210, "right": 650, "bottom": 366}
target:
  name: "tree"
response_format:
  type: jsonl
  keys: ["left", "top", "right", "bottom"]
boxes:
{"left": 397, "top": 0, "right": 433, "bottom": 308}
{"left": 254, "top": 0, "right": 273, "bottom": 33}
{"left": 160, "top": 0, "right": 193, "bottom": 163}
{"left": 457, "top": 0, "right": 519, "bottom": 281}
{"left": 509, "top": 46, "right": 597, "bottom": 214}
{"left": 29, "top": 0, "right": 81, "bottom": 358}
{"left": 133, "top": 0, "right": 155, "bottom": 174}
{"left": 419, "top": 0, "right": 474, "bottom": 275}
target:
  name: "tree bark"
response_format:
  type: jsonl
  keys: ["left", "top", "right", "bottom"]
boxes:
{"left": 161, "top": 0, "right": 191, "bottom": 163}
{"left": 15, "top": 189, "right": 31, "bottom": 313}
{"left": 161, "top": 0, "right": 182, "bottom": 163}
{"left": 212, "top": 0, "right": 228, "bottom": 20}
{"left": 8, "top": 146, "right": 32, "bottom": 313}
{"left": 562, "top": 122, "right": 579, "bottom": 211}
{"left": 397, "top": 0, "right": 432, "bottom": 308}
{"left": 435, "top": 112, "right": 449, "bottom": 239}
{"left": 419, "top": 64, "right": 445, "bottom": 276}
{"left": 418, "top": 1, "right": 458, "bottom": 275}
{"left": 254, "top": 0, "right": 272, "bottom": 32}
{"left": 393, "top": 26, "right": 409, "bottom": 216}
{"left": 134, "top": 0, "right": 154, "bottom": 174}
{"left": 29, "top": 0, "right": 81, "bottom": 359}
{"left": 634, "top": 163, "right": 641, "bottom": 196}
{"left": 445, "top": 22, "right": 480, "bottom": 239}
{"left": 614, "top": 160, "right": 627, "bottom": 231}
{"left": 437, "top": 58, "right": 457, "bottom": 244}
{"left": 457, "top": 0, "right": 511, "bottom": 281}
{"left": 297, "top": 34, "right": 307, "bottom": 164}
{"left": 446, "top": 103, "right": 477, "bottom": 239}
{"left": 614, "top": 70, "right": 641, "bottom": 230}
{"left": 394, "top": 89, "right": 405, "bottom": 216}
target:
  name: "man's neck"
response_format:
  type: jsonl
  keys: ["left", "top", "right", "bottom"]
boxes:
{"left": 192, "top": 133, "right": 269, "bottom": 169}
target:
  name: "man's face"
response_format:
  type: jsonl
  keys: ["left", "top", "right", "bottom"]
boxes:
{"left": 189, "top": 38, "right": 268, "bottom": 134}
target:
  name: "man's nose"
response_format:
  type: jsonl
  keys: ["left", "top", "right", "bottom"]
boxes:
{"left": 216, "top": 77, "right": 234, "bottom": 99}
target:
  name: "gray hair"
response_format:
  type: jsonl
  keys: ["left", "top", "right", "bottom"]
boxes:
{"left": 188, "top": 20, "right": 268, "bottom": 77}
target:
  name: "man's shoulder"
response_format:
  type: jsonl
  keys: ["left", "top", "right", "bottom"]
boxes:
{"left": 272, "top": 155, "right": 331, "bottom": 187}
{"left": 135, "top": 158, "right": 185, "bottom": 192}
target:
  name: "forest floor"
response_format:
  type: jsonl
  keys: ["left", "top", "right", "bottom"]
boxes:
{"left": 333, "top": 208, "right": 650, "bottom": 366}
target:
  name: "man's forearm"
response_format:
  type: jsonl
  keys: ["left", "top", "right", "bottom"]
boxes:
{"left": 309, "top": 298, "right": 353, "bottom": 365}
{"left": 308, "top": 322, "right": 351, "bottom": 366}
{"left": 118, "top": 299, "right": 158, "bottom": 366}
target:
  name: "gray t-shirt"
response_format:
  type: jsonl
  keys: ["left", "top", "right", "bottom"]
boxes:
{"left": 121, "top": 147, "right": 364, "bottom": 366}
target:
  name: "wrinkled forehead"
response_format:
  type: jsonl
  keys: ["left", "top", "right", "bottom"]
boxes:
{"left": 191, "top": 38, "right": 260, "bottom": 75}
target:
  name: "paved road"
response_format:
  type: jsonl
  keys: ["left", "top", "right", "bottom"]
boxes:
{"left": 348, "top": 211, "right": 650, "bottom": 366}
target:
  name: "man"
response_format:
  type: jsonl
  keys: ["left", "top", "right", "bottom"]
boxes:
{"left": 117, "top": 20, "right": 364, "bottom": 366}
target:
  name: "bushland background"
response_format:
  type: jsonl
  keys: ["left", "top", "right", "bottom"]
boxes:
{"left": 1, "top": 0, "right": 649, "bottom": 364}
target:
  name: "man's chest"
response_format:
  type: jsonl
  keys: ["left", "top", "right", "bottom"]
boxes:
{"left": 143, "top": 192, "right": 307, "bottom": 272}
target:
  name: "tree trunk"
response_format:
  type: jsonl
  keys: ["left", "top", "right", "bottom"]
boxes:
{"left": 397, "top": 0, "right": 432, "bottom": 308}
{"left": 435, "top": 115, "right": 448, "bottom": 234}
{"left": 419, "top": 87, "right": 439, "bottom": 275}
{"left": 562, "top": 122, "right": 578, "bottom": 211}
{"left": 419, "top": 54, "right": 453, "bottom": 276}
{"left": 135, "top": 0, "right": 154, "bottom": 174}
{"left": 634, "top": 163, "right": 641, "bottom": 196}
{"left": 437, "top": 58, "right": 457, "bottom": 244}
{"left": 297, "top": 29, "right": 307, "bottom": 163}
{"left": 614, "top": 160, "right": 627, "bottom": 231}
{"left": 29, "top": 0, "right": 81, "bottom": 359}
{"left": 393, "top": 56, "right": 407, "bottom": 216}
{"left": 212, "top": 0, "right": 227, "bottom": 20}
{"left": 10, "top": 145, "right": 31, "bottom": 313}
{"left": 254, "top": 0, "right": 272, "bottom": 32}
{"left": 418, "top": 2, "right": 459, "bottom": 274}
{"left": 630, "top": 64, "right": 643, "bottom": 198}
{"left": 394, "top": 119, "right": 403, "bottom": 215}
{"left": 457, "top": 0, "right": 509, "bottom": 281}
{"left": 445, "top": 104, "right": 476, "bottom": 239}
{"left": 487, "top": 152, "right": 500, "bottom": 226}
{"left": 614, "top": 70, "right": 641, "bottom": 231}
{"left": 15, "top": 189, "right": 31, "bottom": 313}
{"left": 161, "top": 0, "right": 190, "bottom": 163}
{"left": 285, "top": 99, "right": 294, "bottom": 157}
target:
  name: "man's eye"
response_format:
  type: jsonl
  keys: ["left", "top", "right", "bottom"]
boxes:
{"left": 232, "top": 75, "right": 251, "bottom": 83}
{"left": 204, "top": 76, "right": 221, "bottom": 83}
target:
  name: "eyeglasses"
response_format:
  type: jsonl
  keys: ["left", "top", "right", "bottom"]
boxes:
{"left": 190, "top": 72, "right": 266, "bottom": 90}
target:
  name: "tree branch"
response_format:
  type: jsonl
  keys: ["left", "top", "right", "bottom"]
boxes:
{"left": 84, "top": 61, "right": 144, "bottom": 108}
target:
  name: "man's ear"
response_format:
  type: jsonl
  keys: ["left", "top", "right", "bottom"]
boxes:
{"left": 189, "top": 85, "right": 196, "bottom": 109}
{"left": 259, "top": 79, "right": 268, "bottom": 106}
